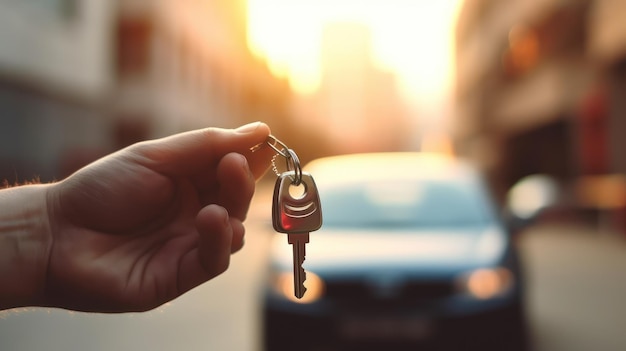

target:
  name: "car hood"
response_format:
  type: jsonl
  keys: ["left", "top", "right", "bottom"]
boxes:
{"left": 269, "top": 225, "right": 508, "bottom": 277}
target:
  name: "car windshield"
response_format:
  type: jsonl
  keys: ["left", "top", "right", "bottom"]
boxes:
{"left": 321, "top": 179, "right": 493, "bottom": 228}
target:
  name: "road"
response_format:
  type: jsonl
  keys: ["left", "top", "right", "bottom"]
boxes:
{"left": 1, "top": 185, "right": 626, "bottom": 350}
{"left": 519, "top": 222, "right": 626, "bottom": 351}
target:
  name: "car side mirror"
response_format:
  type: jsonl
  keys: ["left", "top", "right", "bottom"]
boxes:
{"left": 505, "top": 174, "right": 560, "bottom": 233}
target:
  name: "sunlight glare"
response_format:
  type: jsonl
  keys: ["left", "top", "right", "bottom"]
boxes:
{"left": 247, "top": 0, "right": 462, "bottom": 100}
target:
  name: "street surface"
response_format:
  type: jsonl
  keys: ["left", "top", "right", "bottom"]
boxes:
{"left": 1, "top": 183, "right": 626, "bottom": 350}
{"left": 520, "top": 222, "right": 626, "bottom": 351}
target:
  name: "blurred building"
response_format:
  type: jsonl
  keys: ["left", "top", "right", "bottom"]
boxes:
{"left": 296, "top": 22, "right": 412, "bottom": 155}
{"left": 454, "top": 0, "right": 626, "bottom": 207}
{"left": 115, "top": 0, "right": 290, "bottom": 137}
{"left": 0, "top": 0, "right": 290, "bottom": 182}
{"left": 0, "top": 0, "right": 115, "bottom": 182}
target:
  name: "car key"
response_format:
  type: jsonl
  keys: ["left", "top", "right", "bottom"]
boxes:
{"left": 272, "top": 170, "right": 323, "bottom": 299}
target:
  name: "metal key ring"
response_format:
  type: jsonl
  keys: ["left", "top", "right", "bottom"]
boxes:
{"left": 251, "top": 134, "right": 303, "bottom": 185}
{"left": 266, "top": 135, "right": 290, "bottom": 158}
{"left": 285, "top": 148, "right": 303, "bottom": 185}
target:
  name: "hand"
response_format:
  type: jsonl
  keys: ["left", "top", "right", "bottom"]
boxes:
{"left": 38, "top": 122, "right": 274, "bottom": 312}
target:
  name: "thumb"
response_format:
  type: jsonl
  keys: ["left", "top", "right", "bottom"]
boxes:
{"left": 129, "top": 122, "right": 272, "bottom": 177}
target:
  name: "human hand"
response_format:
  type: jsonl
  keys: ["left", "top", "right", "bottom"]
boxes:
{"left": 38, "top": 122, "right": 274, "bottom": 312}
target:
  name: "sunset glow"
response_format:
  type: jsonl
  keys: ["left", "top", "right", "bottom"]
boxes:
{"left": 247, "top": 0, "right": 462, "bottom": 103}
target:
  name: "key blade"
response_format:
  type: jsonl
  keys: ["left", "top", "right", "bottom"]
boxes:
{"left": 288, "top": 233, "right": 309, "bottom": 299}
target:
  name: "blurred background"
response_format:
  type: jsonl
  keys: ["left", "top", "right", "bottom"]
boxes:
{"left": 1, "top": 0, "right": 626, "bottom": 350}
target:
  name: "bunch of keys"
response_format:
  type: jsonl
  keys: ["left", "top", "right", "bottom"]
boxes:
{"left": 252, "top": 135, "right": 323, "bottom": 299}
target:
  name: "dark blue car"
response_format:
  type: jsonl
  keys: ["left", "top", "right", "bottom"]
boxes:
{"left": 262, "top": 153, "right": 528, "bottom": 351}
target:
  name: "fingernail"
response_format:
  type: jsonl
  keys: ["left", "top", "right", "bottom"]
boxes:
{"left": 235, "top": 153, "right": 254, "bottom": 181}
{"left": 236, "top": 121, "right": 261, "bottom": 134}
{"left": 223, "top": 208, "right": 231, "bottom": 226}
{"left": 211, "top": 204, "right": 229, "bottom": 226}
{"left": 235, "top": 152, "right": 248, "bottom": 170}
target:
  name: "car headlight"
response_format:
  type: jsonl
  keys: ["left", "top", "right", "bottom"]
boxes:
{"left": 456, "top": 267, "right": 515, "bottom": 300}
{"left": 271, "top": 270, "right": 325, "bottom": 304}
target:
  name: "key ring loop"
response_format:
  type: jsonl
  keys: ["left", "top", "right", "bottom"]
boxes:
{"left": 251, "top": 135, "right": 303, "bottom": 185}
{"left": 285, "top": 148, "right": 303, "bottom": 186}
{"left": 265, "top": 135, "right": 290, "bottom": 158}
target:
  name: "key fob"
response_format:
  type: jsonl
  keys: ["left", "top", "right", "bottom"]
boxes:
{"left": 272, "top": 171, "right": 322, "bottom": 233}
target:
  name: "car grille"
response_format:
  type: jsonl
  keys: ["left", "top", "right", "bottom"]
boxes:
{"left": 324, "top": 279, "right": 455, "bottom": 302}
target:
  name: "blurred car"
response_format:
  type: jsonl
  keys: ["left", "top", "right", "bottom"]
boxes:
{"left": 262, "top": 152, "right": 529, "bottom": 351}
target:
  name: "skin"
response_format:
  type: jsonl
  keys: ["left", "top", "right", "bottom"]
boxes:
{"left": 0, "top": 122, "right": 276, "bottom": 312}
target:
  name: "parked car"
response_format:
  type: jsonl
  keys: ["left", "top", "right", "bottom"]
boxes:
{"left": 262, "top": 152, "right": 529, "bottom": 351}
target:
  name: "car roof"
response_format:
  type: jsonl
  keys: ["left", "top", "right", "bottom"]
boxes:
{"left": 304, "top": 152, "right": 481, "bottom": 186}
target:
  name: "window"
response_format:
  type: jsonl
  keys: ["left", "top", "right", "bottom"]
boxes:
{"left": 7, "top": 0, "right": 78, "bottom": 21}
{"left": 116, "top": 17, "right": 153, "bottom": 78}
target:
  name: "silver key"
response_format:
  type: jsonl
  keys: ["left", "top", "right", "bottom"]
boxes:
{"left": 287, "top": 233, "right": 309, "bottom": 299}
{"left": 272, "top": 171, "right": 322, "bottom": 299}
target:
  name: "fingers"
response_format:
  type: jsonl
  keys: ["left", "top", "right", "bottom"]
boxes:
{"left": 178, "top": 204, "right": 245, "bottom": 294}
{"left": 177, "top": 149, "right": 254, "bottom": 294}
{"left": 229, "top": 219, "right": 245, "bottom": 253}
{"left": 195, "top": 205, "right": 245, "bottom": 273}
{"left": 216, "top": 153, "right": 255, "bottom": 221}
{"left": 131, "top": 122, "right": 273, "bottom": 179}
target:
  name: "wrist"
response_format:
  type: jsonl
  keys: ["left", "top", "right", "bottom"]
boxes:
{"left": 0, "top": 184, "right": 53, "bottom": 310}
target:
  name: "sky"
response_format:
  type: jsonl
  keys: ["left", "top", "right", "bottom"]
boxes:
{"left": 247, "top": 0, "right": 463, "bottom": 114}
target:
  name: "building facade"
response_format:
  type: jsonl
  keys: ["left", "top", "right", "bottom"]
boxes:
{"left": 0, "top": 0, "right": 290, "bottom": 182}
{"left": 454, "top": 0, "right": 626, "bottom": 202}
{"left": 0, "top": 0, "right": 115, "bottom": 182}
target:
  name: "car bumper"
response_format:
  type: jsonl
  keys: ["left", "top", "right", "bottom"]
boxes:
{"left": 263, "top": 293, "right": 528, "bottom": 351}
